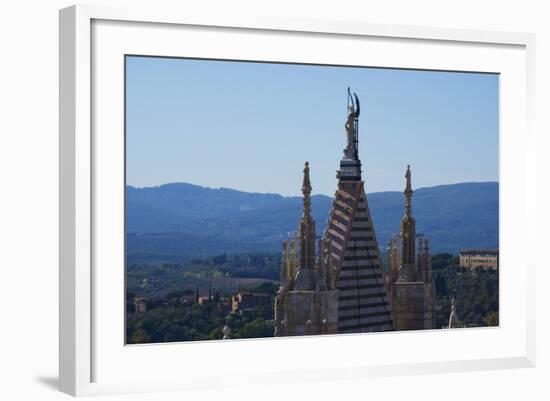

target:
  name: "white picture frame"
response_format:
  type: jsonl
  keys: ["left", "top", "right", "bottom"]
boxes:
{"left": 59, "top": 4, "right": 536, "bottom": 397}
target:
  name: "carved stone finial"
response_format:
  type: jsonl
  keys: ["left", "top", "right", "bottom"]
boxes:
{"left": 222, "top": 324, "right": 231, "bottom": 340}
{"left": 448, "top": 297, "right": 459, "bottom": 329}
{"left": 404, "top": 165, "right": 413, "bottom": 218}
{"left": 398, "top": 165, "right": 416, "bottom": 280}
{"left": 302, "top": 161, "right": 312, "bottom": 218}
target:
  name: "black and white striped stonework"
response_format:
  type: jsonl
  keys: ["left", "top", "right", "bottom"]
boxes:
{"left": 326, "top": 182, "right": 394, "bottom": 333}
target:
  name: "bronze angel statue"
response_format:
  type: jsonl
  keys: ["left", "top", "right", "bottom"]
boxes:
{"left": 344, "top": 87, "right": 360, "bottom": 157}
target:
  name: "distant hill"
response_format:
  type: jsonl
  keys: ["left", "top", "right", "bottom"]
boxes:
{"left": 126, "top": 182, "right": 498, "bottom": 262}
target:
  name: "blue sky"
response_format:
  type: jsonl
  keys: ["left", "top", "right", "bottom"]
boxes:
{"left": 126, "top": 56, "right": 499, "bottom": 196}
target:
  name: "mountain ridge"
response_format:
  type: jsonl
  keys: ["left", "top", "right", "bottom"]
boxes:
{"left": 126, "top": 180, "right": 497, "bottom": 196}
{"left": 126, "top": 181, "right": 498, "bottom": 262}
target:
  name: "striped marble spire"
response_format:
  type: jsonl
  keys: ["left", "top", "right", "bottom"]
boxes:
{"left": 323, "top": 90, "right": 394, "bottom": 333}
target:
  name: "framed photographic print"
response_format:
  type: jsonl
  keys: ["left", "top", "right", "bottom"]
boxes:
{"left": 59, "top": 4, "right": 536, "bottom": 397}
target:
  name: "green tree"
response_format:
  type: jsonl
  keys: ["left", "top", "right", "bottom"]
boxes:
{"left": 240, "top": 318, "right": 273, "bottom": 338}
{"left": 131, "top": 328, "right": 151, "bottom": 344}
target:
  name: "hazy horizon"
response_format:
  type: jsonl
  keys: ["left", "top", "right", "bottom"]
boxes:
{"left": 126, "top": 178, "right": 499, "bottom": 198}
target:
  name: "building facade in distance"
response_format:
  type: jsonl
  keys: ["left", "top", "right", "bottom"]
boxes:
{"left": 459, "top": 249, "right": 499, "bottom": 270}
{"left": 232, "top": 291, "right": 271, "bottom": 313}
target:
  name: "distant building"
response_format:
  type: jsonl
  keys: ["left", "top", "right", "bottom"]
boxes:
{"left": 232, "top": 292, "right": 271, "bottom": 313}
{"left": 180, "top": 292, "right": 196, "bottom": 303}
{"left": 133, "top": 297, "right": 147, "bottom": 314}
{"left": 196, "top": 283, "right": 215, "bottom": 305}
{"left": 216, "top": 301, "right": 232, "bottom": 316}
{"left": 197, "top": 296, "right": 212, "bottom": 306}
{"left": 459, "top": 249, "right": 499, "bottom": 270}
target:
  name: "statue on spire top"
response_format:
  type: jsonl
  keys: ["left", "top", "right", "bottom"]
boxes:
{"left": 344, "top": 88, "right": 360, "bottom": 158}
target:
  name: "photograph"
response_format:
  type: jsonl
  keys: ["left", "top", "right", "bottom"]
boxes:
{"left": 2, "top": 0, "right": 543, "bottom": 398}
{"left": 124, "top": 56, "right": 499, "bottom": 344}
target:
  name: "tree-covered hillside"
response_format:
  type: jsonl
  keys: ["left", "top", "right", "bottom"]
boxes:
{"left": 126, "top": 181, "right": 498, "bottom": 262}
{"left": 125, "top": 252, "right": 499, "bottom": 344}
{"left": 432, "top": 254, "right": 499, "bottom": 328}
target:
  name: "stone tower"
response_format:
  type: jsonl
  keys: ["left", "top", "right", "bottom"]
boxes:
{"left": 386, "top": 165, "right": 437, "bottom": 330}
{"left": 321, "top": 90, "right": 394, "bottom": 333}
{"left": 274, "top": 162, "right": 339, "bottom": 337}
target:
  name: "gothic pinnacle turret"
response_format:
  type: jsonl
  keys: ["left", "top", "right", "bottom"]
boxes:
{"left": 398, "top": 164, "right": 416, "bottom": 280}
{"left": 404, "top": 164, "right": 413, "bottom": 218}
{"left": 294, "top": 162, "right": 317, "bottom": 290}
{"left": 388, "top": 165, "right": 437, "bottom": 330}
{"left": 302, "top": 161, "right": 312, "bottom": 219}
{"left": 274, "top": 160, "right": 340, "bottom": 337}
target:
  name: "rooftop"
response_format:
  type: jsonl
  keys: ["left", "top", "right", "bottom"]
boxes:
{"left": 459, "top": 249, "right": 499, "bottom": 255}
